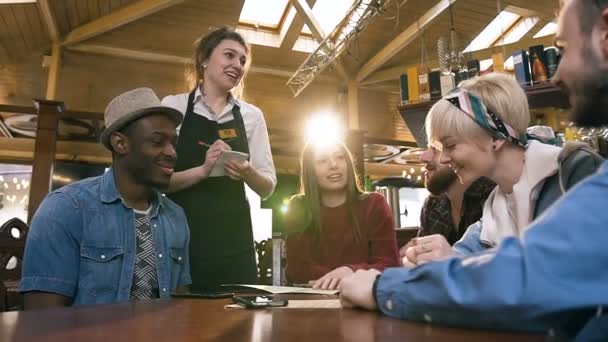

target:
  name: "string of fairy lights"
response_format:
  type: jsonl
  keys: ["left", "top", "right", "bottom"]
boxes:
{"left": 0, "top": 174, "right": 30, "bottom": 205}
{"left": 401, "top": 166, "right": 424, "bottom": 183}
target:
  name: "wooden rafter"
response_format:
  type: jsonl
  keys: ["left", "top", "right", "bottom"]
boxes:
{"left": 66, "top": 44, "right": 329, "bottom": 80}
{"left": 37, "top": 0, "right": 60, "bottom": 43}
{"left": 355, "top": 0, "right": 457, "bottom": 83}
{"left": 288, "top": 0, "right": 350, "bottom": 81}
{"left": 62, "top": 0, "right": 185, "bottom": 47}
{"left": 279, "top": 0, "right": 317, "bottom": 50}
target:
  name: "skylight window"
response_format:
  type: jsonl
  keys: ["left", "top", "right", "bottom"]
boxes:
{"left": 292, "top": 36, "right": 319, "bottom": 53}
{"left": 498, "top": 16, "right": 539, "bottom": 45}
{"left": 239, "top": 0, "right": 289, "bottom": 29}
{"left": 479, "top": 59, "right": 494, "bottom": 72}
{"left": 533, "top": 21, "right": 557, "bottom": 38}
{"left": 504, "top": 55, "right": 515, "bottom": 71}
{"left": 302, "top": 0, "right": 355, "bottom": 35}
{"left": 463, "top": 11, "right": 520, "bottom": 52}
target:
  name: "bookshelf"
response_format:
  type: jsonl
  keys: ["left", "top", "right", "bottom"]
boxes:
{"left": 397, "top": 83, "right": 569, "bottom": 113}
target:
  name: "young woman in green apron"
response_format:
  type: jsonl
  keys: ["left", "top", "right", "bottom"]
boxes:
{"left": 162, "top": 27, "right": 276, "bottom": 291}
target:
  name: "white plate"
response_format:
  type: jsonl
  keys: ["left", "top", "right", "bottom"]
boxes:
{"left": 3, "top": 114, "right": 93, "bottom": 138}
{"left": 390, "top": 148, "right": 425, "bottom": 165}
{"left": 3, "top": 115, "right": 37, "bottom": 137}
{"left": 364, "top": 144, "right": 400, "bottom": 161}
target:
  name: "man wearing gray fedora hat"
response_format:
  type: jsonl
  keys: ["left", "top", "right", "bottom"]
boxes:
{"left": 20, "top": 87, "right": 192, "bottom": 309}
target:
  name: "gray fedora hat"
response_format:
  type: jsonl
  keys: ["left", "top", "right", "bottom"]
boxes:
{"left": 101, "top": 87, "right": 183, "bottom": 149}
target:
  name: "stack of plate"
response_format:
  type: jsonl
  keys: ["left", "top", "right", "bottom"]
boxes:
{"left": 364, "top": 144, "right": 399, "bottom": 162}
{"left": 391, "top": 148, "right": 425, "bottom": 165}
{"left": 2, "top": 114, "right": 94, "bottom": 139}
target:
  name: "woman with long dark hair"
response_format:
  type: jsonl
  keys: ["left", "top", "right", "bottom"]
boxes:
{"left": 162, "top": 27, "right": 276, "bottom": 291}
{"left": 285, "top": 141, "right": 399, "bottom": 290}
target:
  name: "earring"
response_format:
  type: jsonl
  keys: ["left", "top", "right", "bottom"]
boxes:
{"left": 203, "top": 64, "right": 207, "bottom": 69}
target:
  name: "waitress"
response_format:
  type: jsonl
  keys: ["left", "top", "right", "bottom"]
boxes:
{"left": 162, "top": 27, "right": 276, "bottom": 291}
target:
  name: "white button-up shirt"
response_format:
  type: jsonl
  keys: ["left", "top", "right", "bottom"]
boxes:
{"left": 161, "top": 88, "right": 277, "bottom": 197}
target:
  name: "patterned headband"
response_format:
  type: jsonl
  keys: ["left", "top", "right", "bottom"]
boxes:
{"left": 443, "top": 87, "right": 527, "bottom": 148}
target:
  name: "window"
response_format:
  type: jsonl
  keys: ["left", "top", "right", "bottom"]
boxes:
{"left": 479, "top": 59, "right": 494, "bottom": 72}
{"left": 463, "top": 11, "right": 521, "bottom": 52}
{"left": 239, "top": 0, "right": 290, "bottom": 29}
{"left": 534, "top": 21, "right": 557, "bottom": 38}
{"left": 498, "top": 16, "right": 539, "bottom": 45}
{"left": 302, "top": 0, "right": 356, "bottom": 35}
{"left": 504, "top": 55, "right": 515, "bottom": 71}
{"left": 292, "top": 36, "right": 319, "bottom": 53}
{"left": 238, "top": 0, "right": 365, "bottom": 51}
{"left": 0, "top": 164, "right": 31, "bottom": 224}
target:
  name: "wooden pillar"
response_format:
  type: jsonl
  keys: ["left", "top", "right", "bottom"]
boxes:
{"left": 46, "top": 44, "right": 62, "bottom": 100}
{"left": 346, "top": 130, "right": 365, "bottom": 188}
{"left": 347, "top": 81, "right": 359, "bottom": 130}
{"left": 346, "top": 81, "right": 365, "bottom": 184}
{"left": 27, "top": 100, "right": 64, "bottom": 223}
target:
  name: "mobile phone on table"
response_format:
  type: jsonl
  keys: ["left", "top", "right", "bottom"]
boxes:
{"left": 233, "top": 295, "right": 288, "bottom": 309}
{"left": 171, "top": 292, "right": 234, "bottom": 299}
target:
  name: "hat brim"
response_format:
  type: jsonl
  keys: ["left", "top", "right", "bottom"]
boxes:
{"left": 101, "top": 106, "right": 183, "bottom": 150}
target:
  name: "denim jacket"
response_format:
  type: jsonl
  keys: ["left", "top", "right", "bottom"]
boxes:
{"left": 375, "top": 162, "right": 608, "bottom": 334}
{"left": 19, "top": 168, "right": 191, "bottom": 305}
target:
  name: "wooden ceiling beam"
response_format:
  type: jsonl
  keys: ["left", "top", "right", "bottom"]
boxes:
{"left": 37, "top": 0, "right": 60, "bottom": 43}
{"left": 62, "top": 0, "right": 185, "bottom": 47}
{"left": 288, "top": 0, "right": 350, "bottom": 81}
{"left": 66, "top": 44, "right": 309, "bottom": 79}
{"left": 355, "top": 0, "right": 457, "bottom": 83}
{"left": 279, "top": 0, "right": 317, "bottom": 50}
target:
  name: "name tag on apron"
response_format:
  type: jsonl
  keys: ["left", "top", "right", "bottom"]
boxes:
{"left": 218, "top": 128, "right": 238, "bottom": 139}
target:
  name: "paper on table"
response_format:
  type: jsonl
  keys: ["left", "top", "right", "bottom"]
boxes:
{"left": 223, "top": 284, "right": 339, "bottom": 295}
{"left": 209, "top": 150, "right": 249, "bottom": 177}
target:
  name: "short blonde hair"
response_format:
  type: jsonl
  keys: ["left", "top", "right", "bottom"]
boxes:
{"left": 425, "top": 73, "right": 530, "bottom": 146}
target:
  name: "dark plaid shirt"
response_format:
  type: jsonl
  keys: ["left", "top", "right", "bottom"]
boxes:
{"left": 418, "top": 178, "right": 496, "bottom": 245}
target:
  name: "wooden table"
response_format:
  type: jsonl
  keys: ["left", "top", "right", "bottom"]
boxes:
{"left": 0, "top": 296, "right": 544, "bottom": 341}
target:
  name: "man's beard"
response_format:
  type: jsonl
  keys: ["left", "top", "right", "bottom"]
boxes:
{"left": 569, "top": 48, "right": 608, "bottom": 127}
{"left": 425, "top": 166, "right": 458, "bottom": 196}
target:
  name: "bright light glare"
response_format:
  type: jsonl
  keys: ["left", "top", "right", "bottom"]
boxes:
{"left": 280, "top": 204, "right": 289, "bottom": 214}
{"left": 305, "top": 113, "right": 345, "bottom": 150}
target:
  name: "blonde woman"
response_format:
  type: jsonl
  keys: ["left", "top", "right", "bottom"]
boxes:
{"left": 404, "top": 73, "right": 601, "bottom": 267}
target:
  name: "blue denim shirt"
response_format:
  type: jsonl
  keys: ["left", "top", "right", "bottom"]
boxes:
{"left": 19, "top": 168, "right": 191, "bottom": 305}
{"left": 452, "top": 221, "right": 486, "bottom": 256}
{"left": 375, "top": 161, "right": 608, "bottom": 334}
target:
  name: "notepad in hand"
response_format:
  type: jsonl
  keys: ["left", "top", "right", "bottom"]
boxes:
{"left": 209, "top": 150, "right": 249, "bottom": 177}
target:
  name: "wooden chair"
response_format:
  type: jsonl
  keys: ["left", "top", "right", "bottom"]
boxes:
{"left": 396, "top": 227, "right": 420, "bottom": 248}
{"left": 0, "top": 218, "right": 28, "bottom": 311}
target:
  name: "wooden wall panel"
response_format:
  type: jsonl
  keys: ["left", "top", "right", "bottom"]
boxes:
{"left": 358, "top": 88, "right": 414, "bottom": 143}
{"left": 0, "top": 56, "right": 46, "bottom": 106}
{"left": 55, "top": 51, "right": 186, "bottom": 111}
{"left": 243, "top": 73, "right": 342, "bottom": 133}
